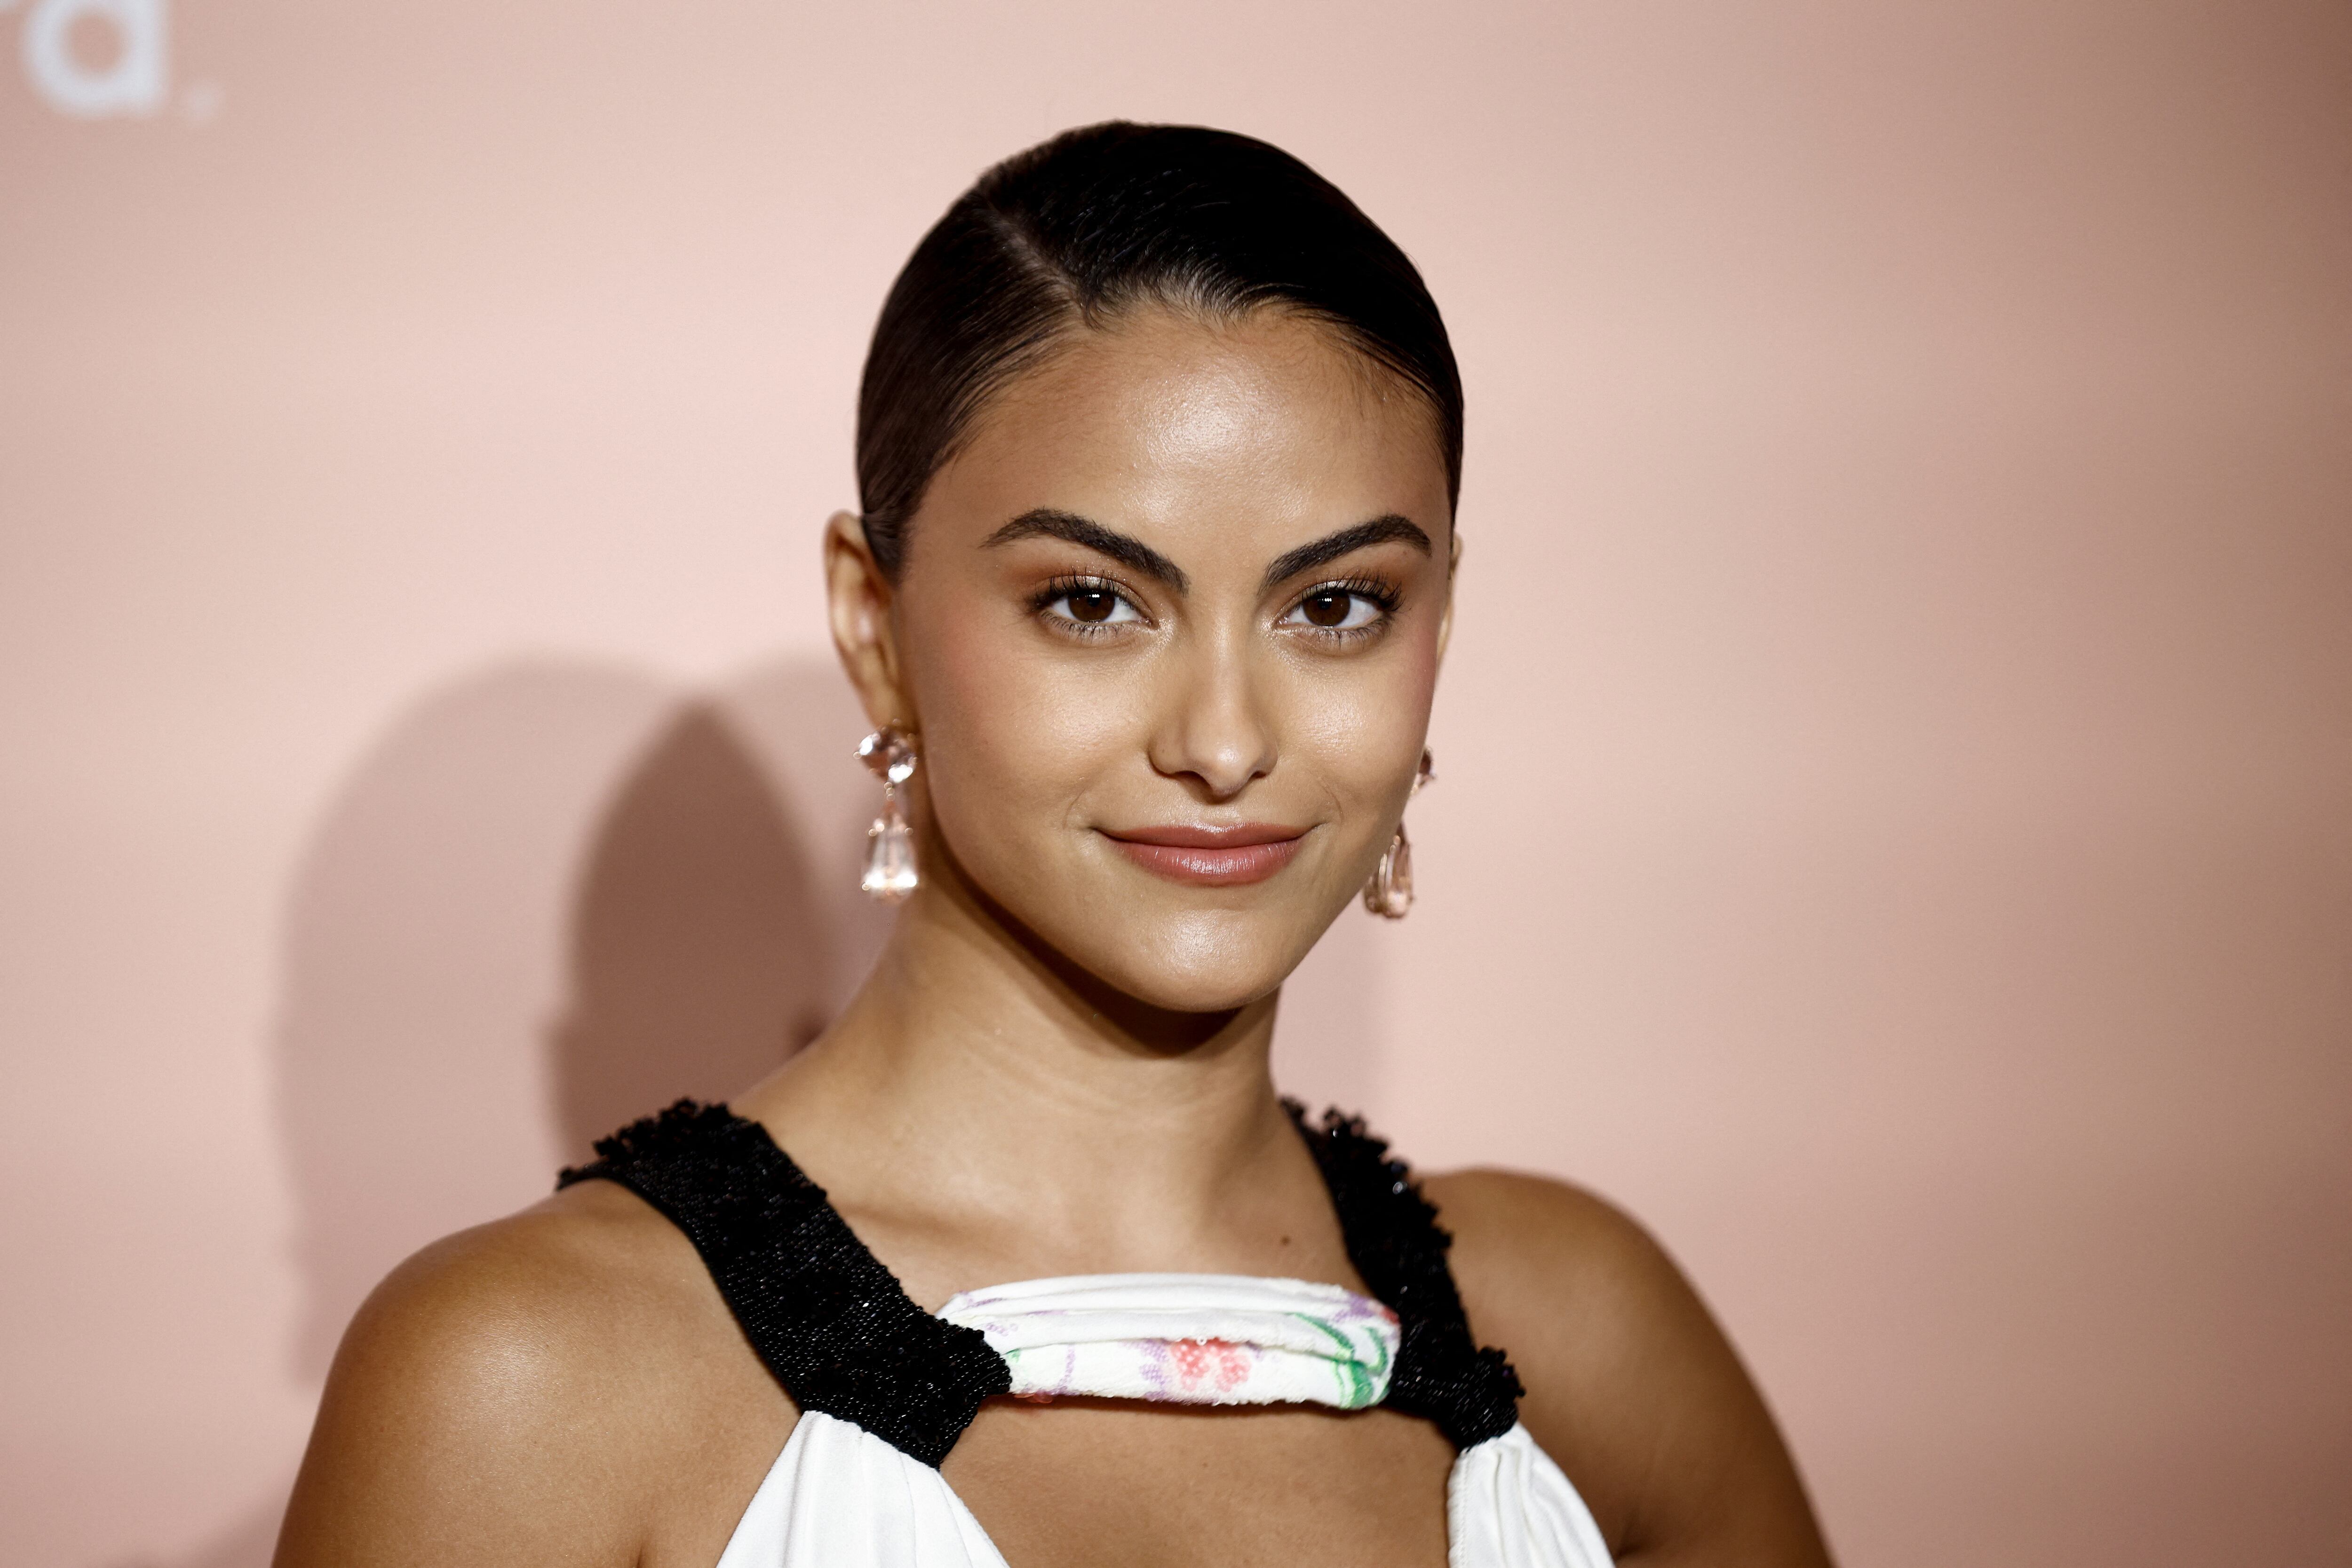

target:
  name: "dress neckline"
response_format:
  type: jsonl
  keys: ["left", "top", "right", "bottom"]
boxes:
{"left": 559, "top": 1098, "right": 1521, "bottom": 1465}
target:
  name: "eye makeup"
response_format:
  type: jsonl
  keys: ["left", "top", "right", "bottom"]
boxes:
{"left": 1278, "top": 575, "right": 1404, "bottom": 642}
{"left": 1022, "top": 569, "right": 1407, "bottom": 644}
{"left": 1029, "top": 573, "right": 1148, "bottom": 635}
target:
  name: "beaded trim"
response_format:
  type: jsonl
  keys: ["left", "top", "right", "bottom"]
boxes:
{"left": 1283, "top": 1100, "right": 1525, "bottom": 1448}
{"left": 557, "top": 1101, "right": 1009, "bottom": 1466}
{"left": 560, "top": 1097, "right": 1521, "bottom": 1462}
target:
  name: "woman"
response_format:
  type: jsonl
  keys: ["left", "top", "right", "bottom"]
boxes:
{"left": 277, "top": 123, "right": 1832, "bottom": 1568}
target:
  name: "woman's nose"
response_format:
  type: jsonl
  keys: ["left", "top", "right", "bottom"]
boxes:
{"left": 1145, "top": 633, "right": 1276, "bottom": 800}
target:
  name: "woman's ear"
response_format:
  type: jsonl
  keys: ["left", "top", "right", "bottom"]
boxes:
{"left": 825, "top": 510, "right": 914, "bottom": 729}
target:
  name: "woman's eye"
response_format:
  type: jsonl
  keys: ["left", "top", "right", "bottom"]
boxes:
{"left": 1282, "top": 589, "right": 1384, "bottom": 632}
{"left": 1044, "top": 586, "right": 1141, "bottom": 627}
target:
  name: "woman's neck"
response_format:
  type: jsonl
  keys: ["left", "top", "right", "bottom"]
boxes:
{"left": 733, "top": 870, "right": 1320, "bottom": 1290}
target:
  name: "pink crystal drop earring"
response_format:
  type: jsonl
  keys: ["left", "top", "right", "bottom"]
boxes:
{"left": 1363, "top": 747, "right": 1434, "bottom": 919}
{"left": 857, "top": 726, "right": 919, "bottom": 902}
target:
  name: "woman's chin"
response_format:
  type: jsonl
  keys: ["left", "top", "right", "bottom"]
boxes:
{"left": 1043, "top": 915, "right": 1319, "bottom": 1022}
{"left": 962, "top": 853, "right": 1345, "bottom": 1023}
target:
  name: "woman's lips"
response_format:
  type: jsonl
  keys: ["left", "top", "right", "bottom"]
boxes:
{"left": 1100, "top": 824, "right": 1306, "bottom": 887}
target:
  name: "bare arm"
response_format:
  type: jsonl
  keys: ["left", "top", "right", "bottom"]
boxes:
{"left": 274, "top": 1184, "right": 789, "bottom": 1568}
{"left": 1428, "top": 1171, "right": 1833, "bottom": 1568}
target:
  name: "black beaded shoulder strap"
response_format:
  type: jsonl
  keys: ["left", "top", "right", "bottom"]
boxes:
{"left": 556, "top": 1100, "right": 1009, "bottom": 1467}
{"left": 1285, "top": 1100, "right": 1525, "bottom": 1448}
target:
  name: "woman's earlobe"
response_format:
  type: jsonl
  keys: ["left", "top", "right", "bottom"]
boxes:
{"left": 825, "top": 509, "right": 911, "bottom": 729}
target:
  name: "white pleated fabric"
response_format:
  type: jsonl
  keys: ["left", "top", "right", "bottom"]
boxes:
{"left": 939, "top": 1273, "right": 1399, "bottom": 1408}
{"left": 1448, "top": 1424, "right": 1618, "bottom": 1568}
{"left": 713, "top": 1273, "right": 1614, "bottom": 1568}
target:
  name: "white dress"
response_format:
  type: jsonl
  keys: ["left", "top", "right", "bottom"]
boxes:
{"left": 711, "top": 1274, "right": 1616, "bottom": 1568}
{"left": 557, "top": 1101, "right": 1617, "bottom": 1568}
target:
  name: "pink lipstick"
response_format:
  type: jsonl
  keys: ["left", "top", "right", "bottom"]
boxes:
{"left": 1100, "top": 824, "right": 1306, "bottom": 887}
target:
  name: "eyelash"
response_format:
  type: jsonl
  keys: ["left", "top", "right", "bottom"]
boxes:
{"left": 1026, "top": 574, "right": 1405, "bottom": 641}
{"left": 1030, "top": 574, "right": 1145, "bottom": 637}
{"left": 1281, "top": 577, "right": 1404, "bottom": 642}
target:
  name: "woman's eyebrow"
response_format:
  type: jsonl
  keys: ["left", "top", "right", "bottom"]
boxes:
{"left": 982, "top": 508, "right": 1189, "bottom": 592}
{"left": 1259, "top": 515, "right": 1431, "bottom": 591}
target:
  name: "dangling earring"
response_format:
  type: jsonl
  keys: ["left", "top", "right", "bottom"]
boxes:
{"left": 858, "top": 726, "right": 919, "bottom": 902}
{"left": 1363, "top": 748, "right": 1434, "bottom": 919}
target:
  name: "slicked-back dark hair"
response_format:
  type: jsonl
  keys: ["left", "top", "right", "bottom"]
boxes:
{"left": 855, "top": 121, "right": 1463, "bottom": 578}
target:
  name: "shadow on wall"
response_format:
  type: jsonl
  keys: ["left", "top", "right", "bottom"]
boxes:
{"left": 549, "top": 698, "right": 834, "bottom": 1154}
{"left": 116, "top": 652, "right": 1383, "bottom": 1568}
{"left": 274, "top": 657, "right": 889, "bottom": 1384}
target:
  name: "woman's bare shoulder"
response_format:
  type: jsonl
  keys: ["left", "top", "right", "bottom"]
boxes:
{"left": 275, "top": 1180, "right": 792, "bottom": 1568}
{"left": 1418, "top": 1169, "right": 1688, "bottom": 1360}
{"left": 1421, "top": 1169, "right": 1833, "bottom": 1567}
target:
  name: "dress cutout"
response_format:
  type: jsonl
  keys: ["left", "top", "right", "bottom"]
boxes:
{"left": 561, "top": 1101, "right": 1615, "bottom": 1568}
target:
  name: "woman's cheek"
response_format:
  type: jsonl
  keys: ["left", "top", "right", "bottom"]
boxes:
{"left": 1288, "top": 643, "right": 1439, "bottom": 807}
{"left": 905, "top": 605, "right": 1129, "bottom": 855}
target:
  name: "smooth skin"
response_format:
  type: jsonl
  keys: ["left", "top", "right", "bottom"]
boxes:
{"left": 276, "top": 308, "right": 1833, "bottom": 1568}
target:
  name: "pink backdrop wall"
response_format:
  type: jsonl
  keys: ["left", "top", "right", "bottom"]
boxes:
{"left": 4, "top": 2, "right": 2347, "bottom": 1564}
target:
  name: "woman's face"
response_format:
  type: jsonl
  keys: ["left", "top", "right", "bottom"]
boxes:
{"left": 839, "top": 306, "right": 1454, "bottom": 1016}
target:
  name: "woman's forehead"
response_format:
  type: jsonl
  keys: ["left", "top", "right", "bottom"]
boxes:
{"left": 925, "top": 308, "right": 1451, "bottom": 554}
{"left": 994, "top": 307, "right": 1425, "bottom": 441}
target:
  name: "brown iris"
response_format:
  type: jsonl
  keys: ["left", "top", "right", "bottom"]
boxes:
{"left": 1299, "top": 591, "right": 1352, "bottom": 627}
{"left": 1066, "top": 589, "right": 1120, "bottom": 623}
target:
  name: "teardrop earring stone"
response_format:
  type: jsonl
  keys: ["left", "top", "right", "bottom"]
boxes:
{"left": 1363, "top": 823, "right": 1414, "bottom": 919}
{"left": 863, "top": 794, "right": 919, "bottom": 902}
